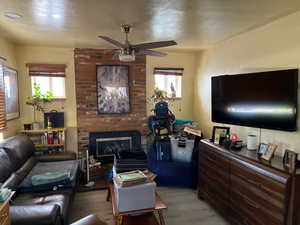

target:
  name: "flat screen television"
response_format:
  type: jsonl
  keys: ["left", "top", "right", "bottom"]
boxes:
{"left": 211, "top": 69, "right": 298, "bottom": 131}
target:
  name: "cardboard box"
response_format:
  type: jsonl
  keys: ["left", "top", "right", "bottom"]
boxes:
{"left": 113, "top": 178, "right": 156, "bottom": 212}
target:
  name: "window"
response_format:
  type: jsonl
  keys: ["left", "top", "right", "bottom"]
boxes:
{"left": 27, "top": 64, "right": 66, "bottom": 99}
{"left": 154, "top": 68, "right": 183, "bottom": 98}
{"left": 31, "top": 76, "right": 65, "bottom": 98}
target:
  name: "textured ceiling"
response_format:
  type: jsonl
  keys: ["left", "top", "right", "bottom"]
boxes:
{"left": 0, "top": 0, "right": 300, "bottom": 49}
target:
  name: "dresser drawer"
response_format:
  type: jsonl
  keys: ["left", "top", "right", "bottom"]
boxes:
{"left": 231, "top": 188, "right": 284, "bottom": 225}
{"left": 200, "top": 159, "right": 229, "bottom": 189}
{"left": 0, "top": 201, "right": 9, "bottom": 225}
{"left": 230, "top": 203, "right": 265, "bottom": 225}
{"left": 230, "top": 158, "right": 288, "bottom": 200}
{"left": 230, "top": 159, "right": 288, "bottom": 225}
{"left": 199, "top": 143, "right": 230, "bottom": 200}
{"left": 201, "top": 167, "right": 229, "bottom": 197}
{"left": 201, "top": 144, "right": 230, "bottom": 168}
{"left": 201, "top": 174, "right": 230, "bottom": 215}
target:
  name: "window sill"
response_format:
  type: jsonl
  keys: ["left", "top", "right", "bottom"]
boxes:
{"left": 169, "top": 97, "right": 182, "bottom": 100}
{"left": 52, "top": 98, "right": 67, "bottom": 101}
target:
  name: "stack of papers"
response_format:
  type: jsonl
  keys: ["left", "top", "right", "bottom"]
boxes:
{"left": 115, "top": 170, "right": 147, "bottom": 187}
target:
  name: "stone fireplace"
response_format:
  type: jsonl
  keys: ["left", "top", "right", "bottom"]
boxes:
{"left": 74, "top": 49, "right": 147, "bottom": 156}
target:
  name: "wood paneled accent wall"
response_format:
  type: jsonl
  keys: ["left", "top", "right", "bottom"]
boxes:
{"left": 74, "top": 49, "right": 147, "bottom": 155}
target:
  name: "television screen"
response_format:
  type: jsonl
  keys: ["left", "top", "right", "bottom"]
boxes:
{"left": 211, "top": 69, "right": 298, "bottom": 131}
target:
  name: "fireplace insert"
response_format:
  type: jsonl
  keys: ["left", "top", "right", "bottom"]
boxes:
{"left": 89, "top": 130, "right": 142, "bottom": 163}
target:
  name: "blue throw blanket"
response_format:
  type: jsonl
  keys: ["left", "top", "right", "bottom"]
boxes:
{"left": 19, "top": 160, "right": 78, "bottom": 193}
{"left": 31, "top": 170, "right": 71, "bottom": 186}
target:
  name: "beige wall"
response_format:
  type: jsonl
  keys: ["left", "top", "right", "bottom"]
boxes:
{"left": 0, "top": 37, "right": 21, "bottom": 138}
{"left": 6, "top": 46, "right": 197, "bottom": 152}
{"left": 15, "top": 46, "right": 78, "bottom": 152}
{"left": 194, "top": 11, "right": 300, "bottom": 156}
{"left": 146, "top": 52, "right": 197, "bottom": 120}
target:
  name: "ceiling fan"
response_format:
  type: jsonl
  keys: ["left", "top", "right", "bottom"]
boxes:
{"left": 98, "top": 24, "right": 177, "bottom": 62}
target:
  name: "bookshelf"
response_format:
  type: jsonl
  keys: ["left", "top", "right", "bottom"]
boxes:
{"left": 20, "top": 128, "right": 66, "bottom": 154}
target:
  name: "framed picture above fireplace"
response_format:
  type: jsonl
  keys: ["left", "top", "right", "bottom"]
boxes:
{"left": 97, "top": 65, "right": 130, "bottom": 114}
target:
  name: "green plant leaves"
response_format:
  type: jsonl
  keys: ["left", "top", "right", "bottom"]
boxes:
{"left": 26, "top": 82, "right": 54, "bottom": 112}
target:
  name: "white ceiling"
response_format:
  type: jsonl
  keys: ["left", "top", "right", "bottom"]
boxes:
{"left": 0, "top": 0, "right": 300, "bottom": 49}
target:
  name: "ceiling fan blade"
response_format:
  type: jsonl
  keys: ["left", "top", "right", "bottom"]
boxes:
{"left": 138, "top": 49, "right": 167, "bottom": 57}
{"left": 98, "top": 36, "right": 125, "bottom": 48}
{"left": 133, "top": 40, "right": 177, "bottom": 50}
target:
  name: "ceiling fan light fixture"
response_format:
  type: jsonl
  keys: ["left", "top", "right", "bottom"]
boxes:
{"left": 119, "top": 53, "right": 135, "bottom": 62}
{"left": 4, "top": 12, "right": 22, "bottom": 19}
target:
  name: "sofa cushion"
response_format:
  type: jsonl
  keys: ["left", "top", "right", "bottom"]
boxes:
{"left": 1, "top": 135, "right": 35, "bottom": 171}
{"left": 13, "top": 194, "right": 70, "bottom": 225}
{"left": 10, "top": 204, "right": 61, "bottom": 225}
{"left": 0, "top": 148, "right": 14, "bottom": 183}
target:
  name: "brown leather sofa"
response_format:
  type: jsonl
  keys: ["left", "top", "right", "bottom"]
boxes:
{"left": 0, "top": 134, "right": 79, "bottom": 225}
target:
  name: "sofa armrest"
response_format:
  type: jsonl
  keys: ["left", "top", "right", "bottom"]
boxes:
{"left": 36, "top": 152, "right": 77, "bottom": 162}
{"left": 10, "top": 204, "right": 62, "bottom": 225}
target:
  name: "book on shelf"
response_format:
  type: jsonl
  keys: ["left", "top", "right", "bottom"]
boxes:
{"left": 26, "top": 130, "right": 64, "bottom": 147}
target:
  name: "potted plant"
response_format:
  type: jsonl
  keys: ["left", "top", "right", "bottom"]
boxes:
{"left": 147, "top": 87, "right": 174, "bottom": 113}
{"left": 26, "top": 82, "right": 54, "bottom": 129}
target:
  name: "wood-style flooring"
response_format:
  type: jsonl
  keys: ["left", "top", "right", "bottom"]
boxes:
{"left": 69, "top": 187, "right": 229, "bottom": 225}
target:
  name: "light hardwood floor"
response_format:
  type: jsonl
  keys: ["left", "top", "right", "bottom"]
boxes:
{"left": 69, "top": 187, "right": 229, "bottom": 225}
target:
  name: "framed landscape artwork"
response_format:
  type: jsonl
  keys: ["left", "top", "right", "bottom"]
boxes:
{"left": 97, "top": 65, "right": 130, "bottom": 114}
{"left": 4, "top": 67, "right": 19, "bottom": 120}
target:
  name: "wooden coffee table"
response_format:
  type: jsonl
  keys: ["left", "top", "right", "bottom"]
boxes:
{"left": 107, "top": 184, "right": 167, "bottom": 225}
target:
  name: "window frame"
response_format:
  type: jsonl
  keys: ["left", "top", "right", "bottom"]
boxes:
{"left": 153, "top": 67, "right": 184, "bottom": 99}
{"left": 30, "top": 76, "right": 66, "bottom": 100}
{"left": 27, "top": 63, "right": 67, "bottom": 100}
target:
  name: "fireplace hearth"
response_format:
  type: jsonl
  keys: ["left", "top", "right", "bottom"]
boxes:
{"left": 89, "top": 130, "right": 142, "bottom": 162}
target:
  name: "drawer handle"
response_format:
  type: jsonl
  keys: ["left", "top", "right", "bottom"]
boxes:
{"left": 241, "top": 194, "right": 260, "bottom": 209}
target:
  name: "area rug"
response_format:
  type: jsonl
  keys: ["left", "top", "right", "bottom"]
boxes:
{"left": 69, "top": 187, "right": 230, "bottom": 225}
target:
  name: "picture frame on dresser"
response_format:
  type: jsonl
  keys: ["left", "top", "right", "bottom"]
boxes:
{"left": 283, "top": 150, "right": 298, "bottom": 173}
{"left": 257, "top": 143, "right": 268, "bottom": 156}
{"left": 212, "top": 126, "right": 230, "bottom": 145}
{"left": 261, "top": 143, "right": 277, "bottom": 161}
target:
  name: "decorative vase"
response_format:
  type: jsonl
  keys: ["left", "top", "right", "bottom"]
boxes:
{"left": 32, "top": 122, "right": 41, "bottom": 130}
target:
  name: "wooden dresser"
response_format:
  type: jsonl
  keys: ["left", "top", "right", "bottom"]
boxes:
{"left": 0, "top": 192, "right": 14, "bottom": 225}
{"left": 198, "top": 140, "right": 300, "bottom": 225}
